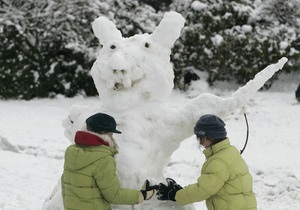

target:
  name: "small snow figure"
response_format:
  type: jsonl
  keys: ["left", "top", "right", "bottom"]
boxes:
{"left": 183, "top": 69, "right": 200, "bottom": 90}
{"left": 43, "top": 10, "right": 288, "bottom": 210}
{"left": 295, "top": 83, "right": 300, "bottom": 102}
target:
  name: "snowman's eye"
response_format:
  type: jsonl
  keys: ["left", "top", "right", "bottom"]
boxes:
{"left": 110, "top": 45, "right": 116, "bottom": 49}
{"left": 144, "top": 42, "right": 150, "bottom": 48}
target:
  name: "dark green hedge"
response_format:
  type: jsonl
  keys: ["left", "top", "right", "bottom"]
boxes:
{"left": 1, "top": 0, "right": 299, "bottom": 99}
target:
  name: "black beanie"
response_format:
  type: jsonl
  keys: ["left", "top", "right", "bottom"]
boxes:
{"left": 86, "top": 113, "right": 122, "bottom": 134}
{"left": 194, "top": 114, "right": 227, "bottom": 139}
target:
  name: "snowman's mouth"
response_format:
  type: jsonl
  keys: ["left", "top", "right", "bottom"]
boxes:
{"left": 111, "top": 77, "right": 144, "bottom": 91}
{"left": 113, "top": 83, "right": 123, "bottom": 90}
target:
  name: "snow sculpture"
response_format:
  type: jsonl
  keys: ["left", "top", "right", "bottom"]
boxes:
{"left": 43, "top": 11, "right": 288, "bottom": 210}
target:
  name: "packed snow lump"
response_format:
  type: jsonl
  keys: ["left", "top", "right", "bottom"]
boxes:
{"left": 43, "top": 11, "right": 288, "bottom": 210}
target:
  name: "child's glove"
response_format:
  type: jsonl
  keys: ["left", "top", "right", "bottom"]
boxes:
{"left": 157, "top": 178, "right": 182, "bottom": 201}
{"left": 139, "top": 180, "right": 159, "bottom": 202}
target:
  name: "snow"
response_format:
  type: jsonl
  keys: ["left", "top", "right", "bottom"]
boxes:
{"left": 191, "top": 1, "right": 207, "bottom": 11}
{"left": 1, "top": 9, "right": 300, "bottom": 210}
{"left": 211, "top": 34, "right": 223, "bottom": 47}
{"left": 1, "top": 74, "right": 300, "bottom": 210}
{"left": 242, "top": 25, "right": 253, "bottom": 33}
{"left": 280, "top": 41, "right": 289, "bottom": 50}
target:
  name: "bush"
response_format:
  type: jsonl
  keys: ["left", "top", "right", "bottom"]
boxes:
{"left": 1, "top": 0, "right": 300, "bottom": 99}
{"left": 0, "top": 0, "right": 103, "bottom": 99}
{"left": 170, "top": 0, "right": 300, "bottom": 88}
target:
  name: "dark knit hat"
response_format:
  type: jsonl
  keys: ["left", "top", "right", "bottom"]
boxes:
{"left": 86, "top": 113, "right": 122, "bottom": 134}
{"left": 194, "top": 114, "right": 227, "bottom": 139}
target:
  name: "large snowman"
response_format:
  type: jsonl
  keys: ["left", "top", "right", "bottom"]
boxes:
{"left": 43, "top": 11, "right": 287, "bottom": 210}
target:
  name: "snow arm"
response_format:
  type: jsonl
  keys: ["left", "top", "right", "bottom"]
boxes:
{"left": 232, "top": 57, "right": 288, "bottom": 112}
{"left": 160, "top": 57, "right": 288, "bottom": 154}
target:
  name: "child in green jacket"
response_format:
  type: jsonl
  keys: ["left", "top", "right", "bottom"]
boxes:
{"left": 61, "top": 112, "right": 158, "bottom": 210}
{"left": 157, "top": 114, "right": 257, "bottom": 210}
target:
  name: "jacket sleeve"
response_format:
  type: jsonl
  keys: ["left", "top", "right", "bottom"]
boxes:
{"left": 93, "top": 156, "right": 140, "bottom": 205}
{"left": 175, "top": 158, "right": 229, "bottom": 206}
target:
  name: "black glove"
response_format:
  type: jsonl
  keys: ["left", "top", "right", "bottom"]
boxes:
{"left": 157, "top": 178, "right": 183, "bottom": 201}
{"left": 140, "top": 180, "right": 159, "bottom": 201}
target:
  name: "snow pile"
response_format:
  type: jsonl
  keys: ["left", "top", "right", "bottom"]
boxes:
{"left": 1, "top": 84, "right": 300, "bottom": 210}
{"left": 42, "top": 10, "right": 289, "bottom": 210}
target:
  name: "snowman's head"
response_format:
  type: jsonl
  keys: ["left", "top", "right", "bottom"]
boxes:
{"left": 91, "top": 12, "right": 185, "bottom": 111}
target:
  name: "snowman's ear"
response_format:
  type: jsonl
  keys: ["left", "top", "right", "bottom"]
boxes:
{"left": 92, "top": 16, "right": 122, "bottom": 45}
{"left": 150, "top": 11, "right": 185, "bottom": 49}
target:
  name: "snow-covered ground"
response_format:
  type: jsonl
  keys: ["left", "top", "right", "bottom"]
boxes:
{"left": 1, "top": 74, "right": 300, "bottom": 210}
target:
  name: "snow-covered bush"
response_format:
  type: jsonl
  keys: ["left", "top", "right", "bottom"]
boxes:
{"left": 0, "top": 0, "right": 163, "bottom": 99}
{"left": 170, "top": 0, "right": 300, "bottom": 88}
{"left": 0, "top": 0, "right": 300, "bottom": 99}
{"left": 0, "top": 0, "right": 103, "bottom": 99}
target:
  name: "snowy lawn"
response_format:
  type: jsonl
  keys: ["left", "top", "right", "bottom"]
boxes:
{"left": 1, "top": 83, "right": 300, "bottom": 210}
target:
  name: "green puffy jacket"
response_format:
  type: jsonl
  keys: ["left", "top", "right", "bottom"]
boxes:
{"left": 176, "top": 138, "right": 257, "bottom": 210}
{"left": 61, "top": 131, "right": 140, "bottom": 210}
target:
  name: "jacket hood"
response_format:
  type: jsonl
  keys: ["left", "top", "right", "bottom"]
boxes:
{"left": 64, "top": 132, "right": 118, "bottom": 171}
{"left": 74, "top": 131, "right": 109, "bottom": 146}
{"left": 203, "top": 138, "right": 230, "bottom": 158}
